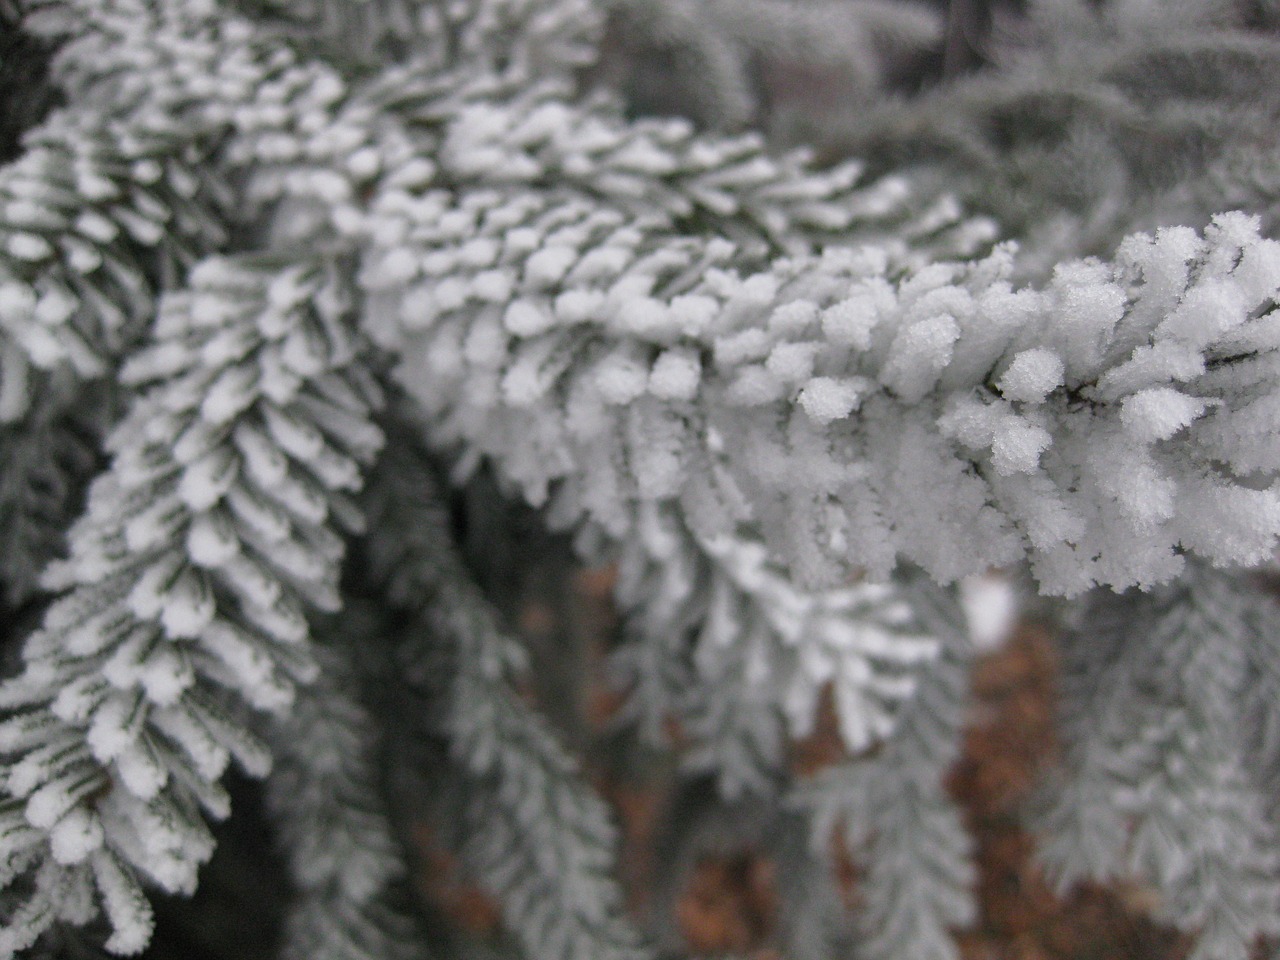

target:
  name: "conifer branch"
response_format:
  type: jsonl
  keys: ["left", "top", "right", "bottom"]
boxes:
{"left": 239, "top": 0, "right": 603, "bottom": 80}
{"left": 1032, "top": 565, "right": 1280, "bottom": 960}
{"left": 362, "top": 438, "right": 653, "bottom": 960}
{"left": 0, "top": 102, "right": 227, "bottom": 423}
{"left": 368, "top": 191, "right": 1280, "bottom": 595}
{"left": 0, "top": 255, "right": 382, "bottom": 955}
{"left": 21, "top": 0, "right": 429, "bottom": 266}
{"left": 0, "top": 0, "right": 366, "bottom": 610}
{"left": 3, "top": 1, "right": 1280, "bottom": 957}
{"left": 610, "top": 528, "right": 939, "bottom": 797}
{"left": 401, "top": 77, "right": 987, "bottom": 257}
{"left": 796, "top": 579, "right": 975, "bottom": 960}
{"left": 603, "top": 0, "right": 943, "bottom": 131}
{"left": 266, "top": 621, "right": 426, "bottom": 960}
{"left": 0, "top": 392, "right": 100, "bottom": 606}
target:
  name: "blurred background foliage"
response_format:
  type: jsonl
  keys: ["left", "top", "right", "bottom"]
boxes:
{"left": 597, "top": 0, "right": 1280, "bottom": 278}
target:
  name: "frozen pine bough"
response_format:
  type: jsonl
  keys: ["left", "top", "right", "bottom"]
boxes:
{"left": 1, "top": 0, "right": 1279, "bottom": 958}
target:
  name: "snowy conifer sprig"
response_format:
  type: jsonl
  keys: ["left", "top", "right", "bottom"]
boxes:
{"left": 4, "top": 0, "right": 1280, "bottom": 957}
{"left": 602, "top": 0, "right": 943, "bottom": 131}
{"left": 361, "top": 439, "right": 651, "bottom": 960}
{"left": 0, "top": 103, "right": 226, "bottom": 424}
{"left": 610, "top": 527, "right": 939, "bottom": 797}
{"left": 0, "top": 94, "right": 222, "bottom": 609}
{"left": 376, "top": 204, "right": 1280, "bottom": 596}
{"left": 3, "top": 0, "right": 329, "bottom": 426}
{"left": 0, "top": 255, "right": 382, "bottom": 956}
{"left": 241, "top": 0, "right": 603, "bottom": 81}
{"left": 1032, "top": 565, "right": 1280, "bottom": 960}
{"left": 0, "top": 88, "right": 229, "bottom": 598}
{"left": 266, "top": 624, "right": 424, "bottom": 960}
{"left": 797, "top": 579, "right": 975, "bottom": 960}
{"left": 22, "top": 0, "right": 442, "bottom": 279}
{"left": 0, "top": 395, "right": 100, "bottom": 606}
{"left": 396, "top": 75, "right": 986, "bottom": 258}
{"left": 0, "top": 0, "right": 387, "bottom": 604}
{"left": 356, "top": 107, "right": 957, "bottom": 780}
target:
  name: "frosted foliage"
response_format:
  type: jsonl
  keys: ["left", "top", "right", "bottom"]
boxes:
{"left": 610, "top": 524, "right": 939, "bottom": 795}
{"left": 0, "top": 0, "right": 387, "bottom": 418}
{"left": 0, "top": 406, "right": 98, "bottom": 604}
{"left": 0, "top": 258, "right": 382, "bottom": 955}
{"left": 0, "top": 0, "right": 405, "bottom": 589}
{"left": 267, "top": 639, "right": 423, "bottom": 960}
{"left": 799, "top": 582, "right": 975, "bottom": 960}
{"left": 362, "top": 447, "right": 651, "bottom": 960}
{"left": 3, "top": 0, "right": 1280, "bottom": 957}
{"left": 0, "top": 105, "right": 224, "bottom": 422}
{"left": 603, "top": 0, "right": 942, "bottom": 130}
{"left": 254, "top": 0, "right": 606, "bottom": 77}
{"left": 363, "top": 74, "right": 992, "bottom": 263}
{"left": 373, "top": 204, "right": 1280, "bottom": 596}
{"left": 14, "top": 0, "right": 436, "bottom": 279}
{"left": 1033, "top": 566, "right": 1280, "bottom": 959}
{"left": 443, "top": 667, "right": 651, "bottom": 960}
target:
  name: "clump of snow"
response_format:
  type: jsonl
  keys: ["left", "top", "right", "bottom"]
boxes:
{"left": 997, "top": 348, "right": 1063, "bottom": 404}
{"left": 649, "top": 349, "right": 701, "bottom": 400}
{"left": 1120, "top": 387, "right": 1207, "bottom": 442}
{"left": 798, "top": 376, "right": 862, "bottom": 424}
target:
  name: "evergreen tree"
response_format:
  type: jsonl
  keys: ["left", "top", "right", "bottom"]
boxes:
{"left": 0, "top": 0, "right": 1279, "bottom": 958}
